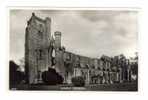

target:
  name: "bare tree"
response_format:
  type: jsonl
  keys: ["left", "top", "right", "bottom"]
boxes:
{"left": 19, "top": 57, "right": 25, "bottom": 72}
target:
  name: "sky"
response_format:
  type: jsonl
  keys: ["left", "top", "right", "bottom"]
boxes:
{"left": 10, "top": 9, "right": 138, "bottom": 64}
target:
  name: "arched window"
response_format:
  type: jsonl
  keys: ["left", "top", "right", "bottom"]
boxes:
{"left": 38, "top": 24, "right": 44, "bottom": 39}
{"left": 39, "top": 49, "right": 43, "bottom": 60}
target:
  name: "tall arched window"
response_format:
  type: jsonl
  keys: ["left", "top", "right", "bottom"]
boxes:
{"left": 39, "top": 49, "right": 43, "bottom": 60}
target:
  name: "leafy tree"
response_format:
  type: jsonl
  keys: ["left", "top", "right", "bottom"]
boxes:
{"left": 9, "top": 60, "right": 25, "bottom": 88}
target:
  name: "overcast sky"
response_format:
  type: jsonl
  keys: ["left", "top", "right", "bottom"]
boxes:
{"left": 10, "top": 10, "right": 138, "bottom": 64}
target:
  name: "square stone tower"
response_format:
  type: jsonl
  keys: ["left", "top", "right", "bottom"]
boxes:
{"left": 25, "top": 13, "right": 52, "bottom": 84}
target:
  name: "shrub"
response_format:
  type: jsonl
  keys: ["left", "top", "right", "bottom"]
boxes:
{"left": 71, "top": 76, "right": 85, "bottom": 87}
{"left": 41, "top": 67, "right": 64, "bottom": 85}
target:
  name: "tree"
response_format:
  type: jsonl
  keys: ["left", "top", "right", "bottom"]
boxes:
{"left": 9, "top": 60, "right": 25, "bottom": 88}
{"left": 19, "top": 57, "right": 25, "bottom": 72}
{"left": 131, "top": 52, "right": 138, "bottom": 76}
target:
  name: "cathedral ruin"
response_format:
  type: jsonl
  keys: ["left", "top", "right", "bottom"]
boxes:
{"left": 25, "top": 13, "right": 134, "bottom": 85}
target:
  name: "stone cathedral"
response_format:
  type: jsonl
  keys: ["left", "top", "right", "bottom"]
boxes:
{"left": 25, "top": 13, "right": 132, "bottom": 84}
